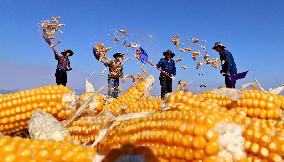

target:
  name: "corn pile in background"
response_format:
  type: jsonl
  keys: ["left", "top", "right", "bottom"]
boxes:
{"left": 0, "top": 77, "right": 284, "bottom": 162}
{"left": 103, "top": 76, "right": 154, "bottom": 114}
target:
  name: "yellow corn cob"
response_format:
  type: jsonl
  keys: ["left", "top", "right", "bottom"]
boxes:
{"left": 124, "top": 97, "right": 163, "bottom": 114}
{"left": 231, "top": 107, "right": 282, "bottom": 120}
{"left": 0, "top": 136, "right": 95, "bottom": 162}
{"left": 103, "top": 76, "right": 154, "bottom": 114}
{"left": 232, "top": 90, "right": 283, "bottom": 120}
{"left": 68, "top": 116, "right": 113, "bottom": 144}
{"left": 237, "top": 90, "right": 281, "bottom": 109}
{"left": 241, "top": 117, "right": 284, "bottom": 129}
{"left": 279, "top": 95, "right": 284, "bottom": 110}
{"left": 165, "top": 91, "right": 228, "bottom": 112}
{"left": 243, "top": 124, "right": 284, "bottom": 161}
{"left": 0, "top": 85, "right": 76, "bottom": 135}
{"left": 98, "top": 109, "right": 246, "bottom": 161}
{"left": 197, "top": 91, "right": 235, "bottom": 108}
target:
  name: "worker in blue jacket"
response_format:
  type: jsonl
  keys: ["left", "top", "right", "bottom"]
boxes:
{"left": 156, "top": 50, "right": 176, "bottom": 99}
{"left": 212, "top": 42, "right": 237, "bottom": 88}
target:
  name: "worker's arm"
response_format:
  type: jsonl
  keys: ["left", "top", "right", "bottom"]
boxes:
{"left": 224, "top": 51, "right": 233, "bottom": 75}
{"left": 54, "top": 50, "right": 60, "bottom": 60}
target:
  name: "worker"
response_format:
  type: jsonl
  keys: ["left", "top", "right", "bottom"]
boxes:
{"left": 212, "top": 42, "right": 237, "bottom": 88}
{"left": 104, "top": 52, "right": 126, "bottom": 98}
{"left": 54, "top": 49, "right": 73, "bottom": 86}
{"left": 156, "top": 50, "right": 176, "bottom": 99}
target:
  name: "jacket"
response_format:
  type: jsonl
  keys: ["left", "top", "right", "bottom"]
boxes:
{"left": 55, "top": 54, "right": 70, "bottom": 71}
{"left": 219, "top": 49, "right": 237, "bottom": 74}
{"left": 104, "top": 60, "right": 124, "bottom": 79}
{"left": 156, "top": 58, "right": 176, "bottom": 76}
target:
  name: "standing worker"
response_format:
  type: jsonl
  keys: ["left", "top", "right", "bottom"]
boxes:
{"left": 104, "top": 52, "right": 126, "bottom": 98}
{"left": 54, "top": 49, "right": 73, "bottom": 86}
{"left": 156, "top": 50, "right": 176, "bottom": 99}
{"left": 212, "top": 42, "right": 237, "bottom": 88}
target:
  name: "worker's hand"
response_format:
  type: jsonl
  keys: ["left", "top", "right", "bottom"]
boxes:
{"left": 122, "top": 78, "right": 126, "bottom": 83}
{"left": 67, "top": 68, "right": 72, "bottom": 71}
{"left": 222, "top": 72, "right": 230, "bottom": 76}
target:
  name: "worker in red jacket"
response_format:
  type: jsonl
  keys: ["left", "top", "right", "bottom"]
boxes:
{"left": 54, "top": 49, "right": 73, "bottom": 86}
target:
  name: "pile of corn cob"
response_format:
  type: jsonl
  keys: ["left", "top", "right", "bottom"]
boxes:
{"left": 0, "top": 77, "right": 283, "bottom": 162}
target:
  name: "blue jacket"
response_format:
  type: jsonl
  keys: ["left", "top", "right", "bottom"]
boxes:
{"left": 219, "top": 49, "right": 237, "bottom": 74}
{"left": 156, "top": 58, "right": 176, "bottom": 76}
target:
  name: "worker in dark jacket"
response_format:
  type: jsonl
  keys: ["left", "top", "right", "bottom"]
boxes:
{"left": 212, "top": 42, "right": 237, "bottom": 88}
{"left": 104, "top": 52, "right": 126, "bottom": 98}
{"left": 54, "top": 49, "right": 73, "bottom": 86}
{"left": 156, "top": 50, "right": 176, "bottom": 99}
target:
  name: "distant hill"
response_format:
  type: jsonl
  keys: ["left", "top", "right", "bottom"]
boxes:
{"left": 0, "top": 89, "right": 85, "bottom": 95}
{"left": 0, "top": 90, "right": 18, "bottom": 94}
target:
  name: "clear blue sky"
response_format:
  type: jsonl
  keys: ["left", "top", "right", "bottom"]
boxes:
{"left": 0, "top": 0, "right": 283, "bottom": 95}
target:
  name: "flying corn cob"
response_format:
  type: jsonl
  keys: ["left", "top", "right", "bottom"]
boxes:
{"left": 180, "top": 66, "right": 188, "bottom": 69}
{"left": 196, "top": 61, "right": 203, "bottom": 69}
{"left": 178, "top": 48, "right": 186, "bottom": 53}
{"left": 0, "top": 136, "right": 96, "bottom": 162}
{"left": 171, "top": 35, "right": 179, "bottom": 47}
{"left": 0, "top": 85, "right": 76, "bottom": 135}
{"left": 192, "top": 51, "right": 201, "bottom": 61}
{"left": 184, "top": 48, "right": 192, "bottom": 52}
{"left": 212, "top": 58, "right": 219, "bottom": 68}
{"left": 192, "top": 38, "right": 199, "bottom": 43}
{"left": 175, "top": 57, "right": 183, "bottom": 63}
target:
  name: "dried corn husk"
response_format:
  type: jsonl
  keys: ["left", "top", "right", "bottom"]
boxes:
{"left": 212, "top": 88, "right": 242, "bottom": 101}
{"left": 28, "top": 109, "right": 69, "bottom": 141}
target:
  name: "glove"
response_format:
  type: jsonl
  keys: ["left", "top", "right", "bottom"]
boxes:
{"left": 222, "top": 72, "right": 230, "bottom": 76}
{"left": 67, "top": 68, "right": 72, "bottom": 71}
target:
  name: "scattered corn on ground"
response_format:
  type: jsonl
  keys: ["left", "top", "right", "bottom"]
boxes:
{"left": 0, "top": 76, "right": 284, "bottom": 161}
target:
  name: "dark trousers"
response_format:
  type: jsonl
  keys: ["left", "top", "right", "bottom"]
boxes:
{"left": 108, "top": 78, "right": 119, "bottom": 98}
{"left": 55, "top": 69, "right": 67, "bottom": 86}
{"left": 159, "top": 75, "right": 172, "bottom": 99}
{"left": 225, "top": 76, "right": 236, "bottom": 88}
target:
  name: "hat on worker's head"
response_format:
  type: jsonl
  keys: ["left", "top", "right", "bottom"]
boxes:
{"left": 113, "top": 52, "right": 124, "bottom": 59}
{"left": 163, "top": 49, "right": 175, "bottom": 58}
{"left": 212, "top": 42, "right": 226, "bottom": 49}
{"left": 61, "top": 49, "right": 74, "bottom": 56}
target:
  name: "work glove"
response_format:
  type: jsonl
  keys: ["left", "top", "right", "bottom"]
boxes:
{"left": 222, "top": 72, "right": 230, "bottom": 76}
{"left": 67, "top": 68, "right": 72, "bottom": 71}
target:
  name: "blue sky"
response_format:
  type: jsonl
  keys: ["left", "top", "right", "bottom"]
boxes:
{"left": 0, "top": 0, "right": 284, "bottom": 95}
